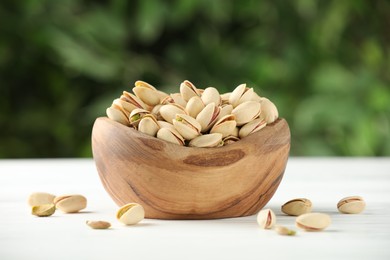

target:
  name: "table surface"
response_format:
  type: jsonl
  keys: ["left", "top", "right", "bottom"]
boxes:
{"left": 0, "top": 158, "right": 389, "bottom": 260}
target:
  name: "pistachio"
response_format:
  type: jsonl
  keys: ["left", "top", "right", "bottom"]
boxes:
{"left": 231, "top": 101, "right": 261, "bottom": 126}
{"left": 32, "top": 204, "right": 56, "bottom": 217}
{"left": 220, "top": 92, "right": 231, "bottom": 105}
{"left": 113, "top": 98, "right": 133, "bottom": 117}
{"left": 281, "top": 198, "right": 312, "bottom": 216}
{"left": 180, "top": 80, "right": 200, "bottom": 101}
{"left": 54, "top": 194, "right": 87, "bottom": 213}
{"left": 28, "top": 192, "right": 55, "bottom": 207}
{"left": 157, "top": 127, "right": 185, "bottom": 146}
{"left": 337, "top": 196, "right": 366, "bottom": 214}
{"left": 117, "top": 203, "right": 145, "bottom": 225}
{"left": 257, "top": 209, "right": 276, "bottom": 229}
{"left": 106, "top": 106, "right": 129, "bottom": 126}
{"left": 238, "top": 117, "right": 267, "bottom": 138}
{"left": 86, "top": 220, "right": 111, "bottom": 229}
{"left": 201, "top": 87, "right": 221, "bottom": 106}
{"left": 274, "top": 225, "right": 296, "bottom": 236}
{"left": 216, "top": 104, "right": 233, "bottom": 122}
{"left": 159, "top": 104, "right": 187, "bottom": 124}
{"left": 185, "top": 96, "right": 205, "bottom": 118}
{"left": 210, "top": 114, "right": 237, "bottom": 138}
{"left": 170, "top": 93, "right": 187, "bottom": 108}
{"left": 173, "top": 114, "right": 201, "bottom": 140}
{"left": 260, "top": 97, "right": 278, "bottom": 124}
{"left": 133, "top": 81, "right": 160, "bottom": 106}
{"left": 222, "top": 135, "right": 240, "bottom": 145}
{"left": 189, "top": 133, "right": 223, "bottom": 148}
{"left": 296, "top": 213, "right": 331, "bottom": 231}
{"left": 196, "top": 103, "right": 221, "bottom": 133}
{"left": 122, "top": 91, "right": 147, "bottom": 110}
{"left": 129, "top": 108, "right": 149, "bottom": 127}
{"left": 157, "top": 120, "right": 174, "bottom": 129}
{"left": 138, "top": 114, "right": 160, "bottom": 136}
{"left": 229, "top": 84, "right": 256, "bottom": 107}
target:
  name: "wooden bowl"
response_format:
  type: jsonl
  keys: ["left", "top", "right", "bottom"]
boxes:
{"left": 92, "top": 117, "right": 290, "bottom": 219}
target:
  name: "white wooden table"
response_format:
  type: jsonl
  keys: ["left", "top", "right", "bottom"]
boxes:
{"left": 0, "top": 158, "right": 389, "bottom": 260}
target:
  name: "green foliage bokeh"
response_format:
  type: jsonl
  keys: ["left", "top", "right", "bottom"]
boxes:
{"left": 1, "top": 0, "right": 389, "bottom": 157}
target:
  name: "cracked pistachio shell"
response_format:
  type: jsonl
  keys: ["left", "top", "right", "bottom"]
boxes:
{"left": 296, "top": 213, "right": 331, "bottom": 231}
{"left": 180, "top": 80, "right": 200, "bottom": 101}
{"left": 201, "top": 87, "right": 221, "bottom": 106}
{"left": 151, "top": 104, "right": 164, "bottom": 121}
{"left": 196, "top": 103, "right": 221, "bottom": 133}
{"left": 170, "top": 93, "right": 187, "bottom": 108}
{"left": 260, "top": 97, "right": 279, "bottom": 124}
{"left": 28, "top": 192, "right": 55, "bottom": 207}
{"left": 257, "top": 209, "right": 276, "bottom": 229}
{"left": 138, "top": 114, "right": 160, "bottom": 136}
{"left": 173, "top": 114, "right": 201, "bottom": 140}
{"left": 220, "top": 92, "right": 231, "bottom": 105}
{"left": 337, "top": 196, "right": 366, "bottom": 214}
{"left": 113, "top": 98, "right": 134, "bottom": 117}
{"left": 117, "top": 203, "right": 145, "bottom": 225}
{"left": 54, "top": 194, "right": 87, "bottom": 213}
{"left": 210, "top": 114, "right": 237, "bottom": 138}
{"left": 106, "top": 106, "right": 129, "bottom": 126}
{"left": 129, "top": 108, "right": 149, "bottom": 127}
{"left": 185, "top": 96, "right": 205, "bottom": 118}
{"left": 222, "top": 135, "right": 240, "bottom": 145}
{"left": 229, "top": 84, "right": 256, "bottom": 107}
{"left": 216, "top": 104, "right": 233, "bottom": 122}
{"left": 238, "top": 117, "right": 267, "bottom": 138}
{"left": 133, "top": 80, "right": 160, "bottom": 106}
{"left": 189, "top": 133, "right": 223, "bottom": 148}
{"left": 159, "top": 104, "right": 187, "bottom": 123}
{"left": 122, "top": 91, "right": 147, "bottom": 110}
{"left": 86, "top": 220, "right": 111, "bottom": 229}
{"left": 157, "top": 127, "right": 185, "bottom": 146}
{"left": 156, "top": 90, "right": 169, "bottom": 102}
{"left": 281, "top": 198, "right": 312, "bottom": 216}
{"left": 232, "top": 101, "right": 261, "bottom": 126}
{"left": 32, "top": 204, "right": 56, "bottom": 217}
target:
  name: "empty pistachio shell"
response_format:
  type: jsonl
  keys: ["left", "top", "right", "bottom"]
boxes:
{"left": 54, "top": 194, "right": 87, "bottom": 213}
{"left": 232, "top": 101, "right": 261, "bottom": 126}
{"left": 133, "top": 81, "right": 160, "bottom": 106}
{"left": 260, "top": 97, "right": 278, "bottom": 124}
{"left": 281, "top": 198, "right": 312, "bottom": 216}
{"left": 157, "top": 127, "right": 185, "bottom": 146}
{"left": 159, "top": 104, "right": 187, "bottom": 123}
{"left": 186, "top": 96, "right": 205, "bottom": 118}
{"left": 337, "top": 196, "right": 366, "bottom": 214}
{"left": 180, "top": 80, "right": 200, "bottom": 101}
{"left": 275, "top": 225, "right": 296, "bottom": 236}
{"left": 32, "top": 204, "right": 56, "bottom": 217}
{"left": 106, "top": 106, "right": 129, "bottom": 126}
{"left": 189, "top": 133, "right": 223, "bottom": 148}
{"left": 257, "top": 209, "right": 276, "bottom": 229}
{"left": 296, "top": 213, "right": 331, "bottom": 231}
{"left": 173, "top": 114, "right": 201, "bottom": 140}
{"left": 238, "top": 117, "right": 267, "bottom": 138}
{"left": 117, "top": 203, "right": 145, "bottom": 225}
{"left": 201, "top": 87, "right": 221, "bottom": 106}
{"left": 138, "top": 114, "right": 160, "bottom": 136}
{"left": 196, "top": 103, "right": 221, "bottom": 133}
{"left": 86, "top": 220, "right": 111, "bottom": 229}
{"left": 28, "top": 192, "right": 55, "bottom": 207}
{"left": 210, "top": 114, "right": 237, "bottom": 138}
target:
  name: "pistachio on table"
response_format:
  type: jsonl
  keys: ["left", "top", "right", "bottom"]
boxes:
{"left": 337, "top": 196, "right": 366, "bottom": 214}
{"left": 32, "top": 204, "right": 56, "bottom": 217}
{"left": 257, "top": 209, "right": 276, "bottom": 229}
{"left": 281, "top": 198, "right": 312, "bottom": 216}
{"left": 54, "top": 194, "right": 87, "bottom": 213}
{"left": 86, "top": 220, "right": 111, "bottom": 229}
{"left": 106, "top": 80, "right": 279, "bottom": 147}
{"left": 295, "top": 213, "right": 331, "bottom": 232}
{"left": 117, "top": 203, "right": 145, "bottom": 225}
{"left": 28, "top": 192, "right": 56, "bottom": 207}
{"left": 274, "top": 225, "right": 296, "bottom": 236}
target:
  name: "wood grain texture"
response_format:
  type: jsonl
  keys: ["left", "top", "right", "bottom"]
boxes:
{"left": 92, "top": 117, "right": 290, "bottom": 219}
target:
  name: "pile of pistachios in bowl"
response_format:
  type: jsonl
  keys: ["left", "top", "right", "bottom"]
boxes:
{"left": 106, "top": 80, "right": 278, "bottom": 147}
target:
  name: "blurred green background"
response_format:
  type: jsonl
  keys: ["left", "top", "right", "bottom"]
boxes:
{"left": 1, "top": 0, "right": 389, "bottom": 158}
